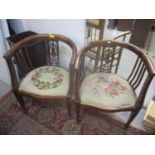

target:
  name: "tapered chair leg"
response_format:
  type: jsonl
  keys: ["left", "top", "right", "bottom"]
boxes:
{"left": 66, "top": 97, "right": 72, "bottom": 117}
{"left": 76, "top": 103, "right": 80, "bottom": 124}
{"left": 125, "top": 109, "right": 140, "bottom": 129}
{"left": 14, "top": 93, "right": 27, "bottom": 113}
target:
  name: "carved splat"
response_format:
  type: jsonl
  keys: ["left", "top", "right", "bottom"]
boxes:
{"left": 99, "top": 45, "right": 116, "bottom": 73}
{"left": 48, "top": 40, "right": 59, "bottom": 66}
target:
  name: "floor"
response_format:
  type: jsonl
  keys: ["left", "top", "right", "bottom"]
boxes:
{"left": 0, "top": 21, "right": 155, "bottom": 133}
{"left": 0, "top": 80, "right": 10, "bottom": 97}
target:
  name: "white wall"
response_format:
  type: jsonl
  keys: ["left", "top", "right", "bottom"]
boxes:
{"left": 9, "top": 19, "right": 85, "bottom": 50}
{"left": 0, "top": 20, "right": 10, "bottom": 50}
{"left": 8, "top": 19, "right": 27, "bottom": 34}
{"left": 0, "top": 22, "right": 10, "bottom": 84}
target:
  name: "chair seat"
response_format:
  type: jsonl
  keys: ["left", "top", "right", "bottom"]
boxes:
{"left": 80, "top": 73, "right": 137, "bottom": 110}
{"left": 19, "top": 66, "right": 69, "bottom": 96}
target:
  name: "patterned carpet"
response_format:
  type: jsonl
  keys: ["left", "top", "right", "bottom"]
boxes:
{"left": 0, "top": 91, "right": 147, "bottom": 135}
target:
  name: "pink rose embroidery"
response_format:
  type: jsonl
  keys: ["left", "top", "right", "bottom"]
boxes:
{"left": 109, "top": 79, "right": 119, "bottom": 85}
{"left": 119, "top": 86, "right": 125, "bottom": 91}
{"left": 106, "top": 87, "right": 114, "bottom": 93}
{"left": 102, "top": 84, "right": 108, "bottom": 90}
{"left": 91, "top": 77, "right": 126, "bottom": 98}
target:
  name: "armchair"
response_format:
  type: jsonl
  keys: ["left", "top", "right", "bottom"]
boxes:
{"left": 74, "top": 40, "right": 155, "bottom": 128}
{"left": 4, "top": 34, "right": 77, "bottom": 116}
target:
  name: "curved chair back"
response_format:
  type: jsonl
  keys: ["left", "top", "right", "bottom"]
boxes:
{"left": 4, "top": 34, "right": 77, "bottom": 93}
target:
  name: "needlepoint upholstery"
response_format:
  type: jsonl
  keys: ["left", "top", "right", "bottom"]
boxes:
{"left": 80, "top": 73, "right": 137, "bottom": 110}
{"left": 19, "top": 66, "right": 69, "bottom": 96}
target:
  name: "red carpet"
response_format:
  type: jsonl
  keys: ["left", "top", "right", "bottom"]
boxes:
{"left": 0, "top": 91, "right": 147, "bottom": 135}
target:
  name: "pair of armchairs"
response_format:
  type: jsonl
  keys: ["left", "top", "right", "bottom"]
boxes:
{"left": 4, "top": 34, "right": 155, "bottom": 128}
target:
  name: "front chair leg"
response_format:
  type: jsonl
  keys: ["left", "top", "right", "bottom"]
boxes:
{"left": 125, "top": 109, "right": 140, "bottom": 129}
{"left": 76, "top": 103, "right": 80, "bottom": 124}
{"left": 14, "top": 93, "right": 27, "bottom": 113}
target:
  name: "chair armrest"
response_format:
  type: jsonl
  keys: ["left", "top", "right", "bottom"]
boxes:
{"left": 72, "top": 68, "right": 81, "bottom": 102}
{"left": 3, "top": 54, "right": 19, "bottom": 91}
{"left": 113, "top": 31, "right": 131, "bottom": 41}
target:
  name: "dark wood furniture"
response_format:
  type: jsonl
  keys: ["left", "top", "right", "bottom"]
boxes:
{"left": 6, "top": 31, "right": 48, "bottom": 76}
{"left": 117, "top": 19, "right": 134, "bottom": 31}
{"left": 129, "top": 19, "right": 153, "bottom": 48}
{"left": 7, "top": 31, "right": 42, "bottom": 78}
{"left": 117, "top": 19, "right": 153, "bottom": 48}
{"left": 4, "top": 34, "right": 77, "bottom": 116}
{"left": 74, "top": 40, "right": 155, "bottom": 128}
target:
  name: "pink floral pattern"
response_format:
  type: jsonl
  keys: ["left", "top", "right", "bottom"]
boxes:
{"left": 31, "top": 67, "right": 64, "bottom": 90}
{"left": 91, "top": 77, "right": 126, "bottom": 98}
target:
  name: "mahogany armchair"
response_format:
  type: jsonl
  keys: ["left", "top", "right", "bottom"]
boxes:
{"left": 4, "top": 34, "right": 77, "bottom": 116}
{"left": 74, "top": 40, "right": 155, "bottom": 128}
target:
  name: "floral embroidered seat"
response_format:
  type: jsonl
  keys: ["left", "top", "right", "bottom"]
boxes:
{"left": 80, "top": 73, "right": 137, "bottom": 110}
{"left": 19, "top": 66, "right": 69, "bottom": 96}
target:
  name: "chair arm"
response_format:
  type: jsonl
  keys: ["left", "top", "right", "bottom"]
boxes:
{"left": 135, "top": 75, "right": 154, "bottom": 108}
{"left": 3, "top": 54, "right": 19, "bottom": 90}
{"left": 64, "top": 37, "right": 77, "bottom": 97}
{"left": 73, "top": 68, "right": 81, "bottom": 102}
{"left": 113, "top": 31, "right": 131, "bottom": 41}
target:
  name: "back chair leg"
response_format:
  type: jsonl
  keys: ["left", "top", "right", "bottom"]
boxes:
{"left": 125, "top": 109, "right": 140, "bottom": 129}
{"left": 14, "top": 92, "right": 27, "bottom": 113}
{"left": 66, "top": 97, "right": 72, "bottom": 117}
